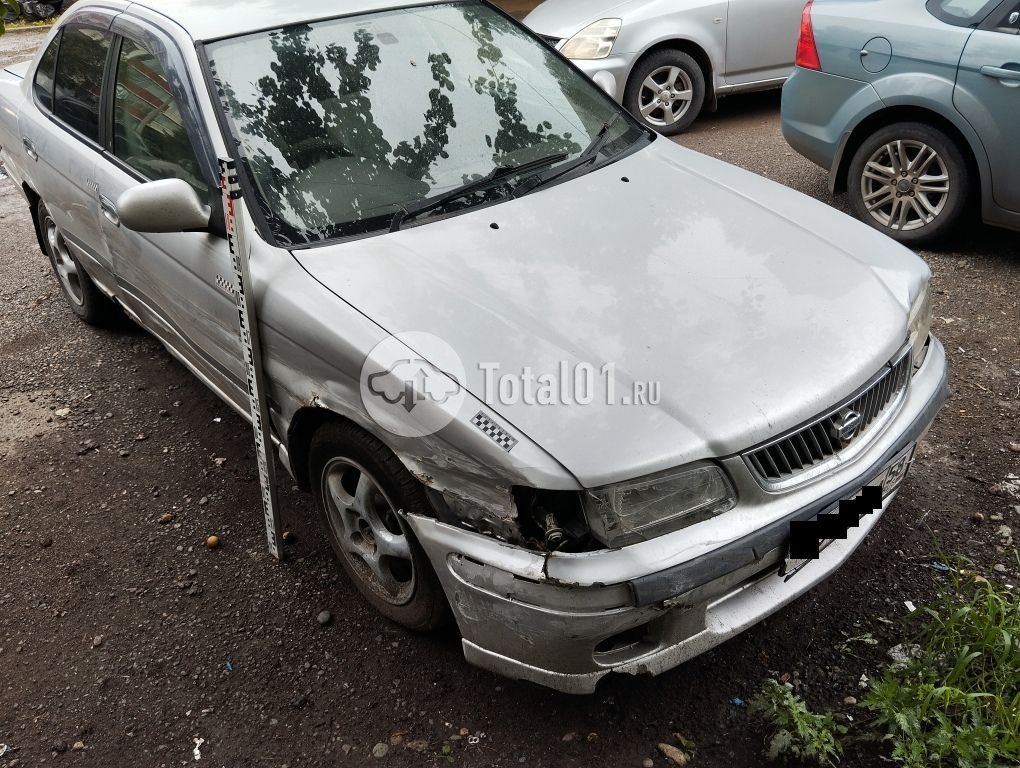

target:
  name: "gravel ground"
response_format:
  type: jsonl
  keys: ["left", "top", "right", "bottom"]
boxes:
{"left": 2, "top": 26, "right": 1019, "bottom": 768}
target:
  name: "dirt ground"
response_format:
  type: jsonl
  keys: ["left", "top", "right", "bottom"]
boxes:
{"left": 2, "top": 24, "right": 1019, "bottom": 768}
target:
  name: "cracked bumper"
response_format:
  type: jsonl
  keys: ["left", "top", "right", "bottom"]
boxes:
{"left": 407, "top": 339, "right": 950, "bottom": 694}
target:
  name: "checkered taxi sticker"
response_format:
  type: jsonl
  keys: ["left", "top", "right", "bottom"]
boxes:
{"left": 471, "top": 412, "right": 518, "bottom": 453}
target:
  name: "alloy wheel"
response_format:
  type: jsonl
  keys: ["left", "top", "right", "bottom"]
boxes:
{"left": 637, "top": 65, "right": 695, "bottom": 128}
{"left": 860, "top": 140, "right": 950, "bottom": 232}
{"left": 43, "top": 216, "right": 85, "bottom": 306}
{"left": 321, "top": 457, "right": 416, "bottom": 605}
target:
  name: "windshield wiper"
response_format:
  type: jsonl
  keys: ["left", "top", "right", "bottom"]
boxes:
{"left": 389, "top": 152, "right": 569, "bottom": 232}
{"left": 512, "top": 113, "right": 624, "bottom": 199}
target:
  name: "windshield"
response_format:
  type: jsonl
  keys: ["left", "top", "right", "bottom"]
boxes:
{"left": 206, "top": 1, "right": 643, "bottom": 246}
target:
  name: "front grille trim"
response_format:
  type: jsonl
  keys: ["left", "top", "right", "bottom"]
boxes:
{"left": 743, "top": 345, "right": 913, "bottom": 490}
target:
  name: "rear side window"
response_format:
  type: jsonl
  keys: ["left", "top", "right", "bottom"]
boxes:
{"left": 926, "top": 0, "right": 1003, "bottom": 26}
{"left": 33, "top": 31, "right": 60, "bottom": 112}
{"left": 53, "top": 27, "right": 112, "bottom": 142}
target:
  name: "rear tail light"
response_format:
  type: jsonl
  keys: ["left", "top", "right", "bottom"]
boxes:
{"left": 795, "top": 0, "right": 822, "bottom": 71}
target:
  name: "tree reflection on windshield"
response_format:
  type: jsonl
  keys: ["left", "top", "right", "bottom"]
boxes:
{"left": 208, "top": 2, "right": 620, "bottom": 245}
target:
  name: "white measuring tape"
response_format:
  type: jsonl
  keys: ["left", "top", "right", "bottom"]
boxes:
{"left": 218, "top": 157, "right": 283, "bottom": 560}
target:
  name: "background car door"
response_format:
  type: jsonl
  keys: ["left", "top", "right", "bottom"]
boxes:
{"left": 92, "top": 19, "right": 247, "bottom": 406}
{"left": 18, "top": 19, "right": 116, "bottom": 292}
{"left": 723, "top": 0, "right": 803, "bottom": 84}
{"left": 953, "top": 2, "right": 1020, "bottom": 213}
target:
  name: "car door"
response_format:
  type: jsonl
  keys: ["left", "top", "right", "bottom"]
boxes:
{"left": 18, "top": 15, "right": 117, "bottom": 294}
{"left": 92, "top": 15, "right": 247, "bottom": 406}
{"left": 723, "top": 0, "right": 803, "bottom": 84}
{"left": 953, "top": 1, "right": 1020, "bottom": 213}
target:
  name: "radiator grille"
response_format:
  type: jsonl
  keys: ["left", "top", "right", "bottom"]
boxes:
{"left": 744, "top": 349, "right": 912, "bottom": 487}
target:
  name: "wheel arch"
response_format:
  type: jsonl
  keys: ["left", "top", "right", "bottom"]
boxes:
{"left": 834, "top": 105, "right": 983, "bottom": 199}
{"left": 287, "top": 405, "right": 354, "bottom": 492}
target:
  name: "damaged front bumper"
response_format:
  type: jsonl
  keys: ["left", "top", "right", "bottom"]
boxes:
{"left": 406, "top": 339, "right": 950, "bottom": 694}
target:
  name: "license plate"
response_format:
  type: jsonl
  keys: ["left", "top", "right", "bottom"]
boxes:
{"left": 780, "top": 444, "right": 916, "bottom": 580}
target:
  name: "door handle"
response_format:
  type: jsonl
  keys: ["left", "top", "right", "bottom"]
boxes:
{"left": 980, "top": 65, "right": 1020, "bottom": 83}
{"left": 22, "top": 137, "right": 38, "bottom": 161}
{"left": 99, "top": 195, "right": 121, "bottom": 227}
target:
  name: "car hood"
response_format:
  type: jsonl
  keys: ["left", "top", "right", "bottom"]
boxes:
{"left": 293, "top": 139, "right": 926, "bottom": 487}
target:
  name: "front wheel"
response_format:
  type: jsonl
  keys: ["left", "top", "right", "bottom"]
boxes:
{"left": 623, "top": 50, "right": 706, "bottom": 136}
{"left": 847, "top": 122, "right": 970, "bottom": 245}
{"left": 309, "top": 421, "right": 450, "bottom": 631}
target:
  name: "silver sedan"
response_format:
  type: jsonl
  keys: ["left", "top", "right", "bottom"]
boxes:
{"left": 524, "top": 0, "right": 805, "bottom": 134}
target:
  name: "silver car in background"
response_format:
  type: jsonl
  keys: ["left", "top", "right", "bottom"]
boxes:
{"left": 524, "top": 0, "right": 805, "bottom": 134}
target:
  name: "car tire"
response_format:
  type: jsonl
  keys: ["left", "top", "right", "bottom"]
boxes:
{"left": 38, "top": 200, "right": 118, "bottom": 326}
{"left": 624, "top": 49, "right": 706, "bottom": 136}
{"left": 309, "top": 420, "right": 450, "bottom": 632}
{"left": 848, "top": 122, "right": 969, "bottom": 246}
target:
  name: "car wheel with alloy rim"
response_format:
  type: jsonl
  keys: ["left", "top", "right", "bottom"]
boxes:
{"left": 624, "top": 49, "right": 705, "bottom": 136}
{"left": 38, "top": 199, "right": 118, "bottom": 325}
{"left": 848, "top": 122, "right": 969, "bottom": 245}
{"left": 309, "top": 420, "right": 450, "bottom": 631}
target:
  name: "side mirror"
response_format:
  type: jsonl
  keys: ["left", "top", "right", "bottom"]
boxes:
{"left": 117, "top": 179, "right": 212, "bottom": 233}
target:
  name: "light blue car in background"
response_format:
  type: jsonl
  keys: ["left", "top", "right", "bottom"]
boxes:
{"left": 782, "top": 0, "right": 1020, "bottom": 245}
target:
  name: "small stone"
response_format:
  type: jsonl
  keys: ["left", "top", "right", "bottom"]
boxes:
{"left": 118, "top": 449, "right": 130, "bottom": 458}
{"left": 206, "top": 535, "right": 220, "bottom": 549}
{"left": 389, "top": 734, "right": 403, "bottom": 747}
{"left": 72, "top": 741, "right": 85, "bottom": 752}
{"left": 843, "top": 696, "right": 857, "bottom": 706}
{"left": 54, "top": 408, "right": 70, "bottom": 419}
{"left": 317, "top": 610, "right": 332, "bottom": 626}
{"left": 1009, "top": 442, "right": 1020, "bottom": 453}
{"left": 213, "top": 457, "right": 227, "bottom": 467}
{"left": 991, "top": 514, "right": 1004, "bottom": 522}
{"left": 158, "top": 409, "right": 169, "bottom": 418}
{"left": 282, "top": 530, "right": 294, "bottom": 543}
{"left": 135, "top": 433, "right": 148, "bottom": 442}
{"left": 40, "top": 538, "right": 53, "bottom": 548}
{"left": 561, "top": 733, "right": 575, "bottom": 742}
{"left": 994, "top": 564, "right": 1008, "bottom": 573}
{"left": 198, "top": 496, "right": 209, "bottom": 506}
{"left": 372, "top": 742, "right": 389, "bottom": 758}
{"left": 341, "top": 744, "right": 352, "bottom": 756}
{"left": 658, "top": 743, "right": 689, "bottom": 766}
{"left": 158, "top": 513, "right": 174, "bottom": 525}
{"left": 973, "top": 511, "right": 985, "bottom": 523}
{"left": 643, "top": 760, "right": 655, "bottom": 768}
{"left": 51, "top": 741, "right": 68, "bottom": 754}
{"left": 92, "top": 635, "right": 103, "bottom": 648}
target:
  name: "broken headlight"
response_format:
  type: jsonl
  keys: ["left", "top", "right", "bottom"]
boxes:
{"left": 583, "top": 463, "right": 736, "bottom": 548}
{"left": 908, "top": 282, "right": 932, "bottom": 370}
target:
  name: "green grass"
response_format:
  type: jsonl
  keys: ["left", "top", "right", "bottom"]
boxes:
{"left": 751, "top": 556, "right": 1019, "bottom": 767}
{"left": 861, "top": 564, "right": 1020, "bottom": 767}
{"left": 751, "top": 679, "right": 847, "bottom": 767}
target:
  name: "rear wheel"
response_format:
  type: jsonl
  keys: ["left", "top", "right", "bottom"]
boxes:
{"left": 38, "top": 200, "right": 118, "bottom": 326}
{"left": 847, "top": 122, "right": 969, "bottom": 245}
{"left": 624, "top": 50, "right": 706, "bottom": 136}
{"left": 309, "top": 421, "right": 450, "bottom": 631}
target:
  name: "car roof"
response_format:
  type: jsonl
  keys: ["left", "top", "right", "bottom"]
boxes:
{"left": 124, "top": 0, "right": 442, "bottom": 42}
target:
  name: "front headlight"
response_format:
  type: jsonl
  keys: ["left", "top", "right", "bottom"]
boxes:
{"left": 583, "top": 463, "right": 737, "bottom": 548}
{"left": 560, "top": 18, "right": 621, "bottom": 60}
{"left": 908, "top": 282, "right": 932, "bottom": 369}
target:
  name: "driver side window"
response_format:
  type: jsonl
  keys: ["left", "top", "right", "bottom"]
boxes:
{"left": 112, "top": 37, "right": 204, "bottom": 192}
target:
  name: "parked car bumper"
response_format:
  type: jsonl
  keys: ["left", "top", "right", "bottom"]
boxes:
{"left": 569, "top": 54, "right": 634, "bottom": 103}
{"left": 782, "top": 67, "right": 884, "bottom": 193}
{"left": 407, "top": 337, "right": 949, "bottom": 694}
